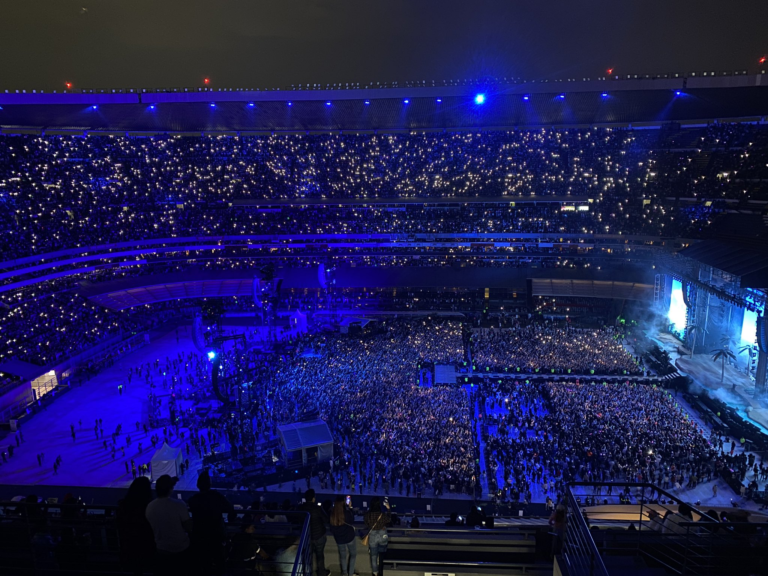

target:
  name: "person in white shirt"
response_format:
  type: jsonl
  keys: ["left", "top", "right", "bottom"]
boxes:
{"left": 145, "top": 474, "right": 192, "bottom": 574}
{"left": 661, "top": 503, "right": 694, "bottom": 535}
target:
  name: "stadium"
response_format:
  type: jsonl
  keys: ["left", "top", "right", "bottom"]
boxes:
{"left": 1, "top": 6, "right": 768, "bottom": 576}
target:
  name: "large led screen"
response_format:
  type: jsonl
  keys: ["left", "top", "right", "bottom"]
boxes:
{"left": 668, "top": 279, "right": 687, "bottom": 336}
{"left": 742, "top": 308, "right": 758, "bottom": 345}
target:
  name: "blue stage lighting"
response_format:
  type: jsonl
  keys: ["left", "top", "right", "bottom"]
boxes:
{"left": 364, "top": 100, "right": 370, "bottom": 105}
{"left": 247, "top": 102, "right": 255, "bottom": 107}
{"left": 209, "top": 102, "right": 216, "bottom": 108}
{"left": 207, "top": 351, "right": 216, "bottom": 360}
{"left": 403, "top": 99, "right": 409, "bottom": 104}
{"left": 474, "top": 93, "right": 485, "bottom": 105}
{"left": 326, "top": 101, "right": 331, "bottom": 106}
{"left": 436, "top": 98, "right": 442, "bottom": 103}
{"left": 149, "top": 104, "right": 156, "bottom": 110}
{"left": 601, "top": 93, "right": 608, "bottom": 98}
{"left": 287, "top": 102, "right": 292, "bottom": 106}
{"left": 91, "top": 105, "right": 98, "bottom": 110}
{"left": 557, "top": 94, "right": 565, "bottom": 99}
{"left": 523, "top": 95, "right": 529, "bottom": 101}
{"left": 675, "top": 90, "right": 682, "bottom": 96}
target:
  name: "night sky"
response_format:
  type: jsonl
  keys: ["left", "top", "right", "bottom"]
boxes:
{"left": 2, "top": 1, "right": 765, "bottom": 91}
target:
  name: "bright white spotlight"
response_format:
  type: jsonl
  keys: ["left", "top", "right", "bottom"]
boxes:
{"left": 474, "top": 93, "right": 485, "bottom": 105}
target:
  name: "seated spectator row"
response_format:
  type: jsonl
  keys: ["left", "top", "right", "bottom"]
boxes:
{"left": 1, "top": 124, "right": 766, "bottom": 260}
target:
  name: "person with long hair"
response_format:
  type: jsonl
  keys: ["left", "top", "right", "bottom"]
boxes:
{"left": 329, "top": 496, "right": 357, "bottom": 576}
{"left": 117, "top": 476, "right": 156, "bottom": 575}
{"left": 363, "top": 497, "right": 391, "bottom": 576}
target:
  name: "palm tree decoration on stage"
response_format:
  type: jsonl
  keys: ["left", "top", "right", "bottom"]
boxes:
{"left": 685, "top": 324, "right": 702, "bottom": 357}
{"left": 711, "top": 345, "right": 736, "bottom": 383}
{"left": 737, "top": 344, "right": 753, "bottom": 375}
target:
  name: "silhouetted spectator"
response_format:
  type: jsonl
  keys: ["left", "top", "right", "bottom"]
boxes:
{"left": 466, "top": 505, "right": 485, "bottom": 527}
{"left": 117, "top": 477, "right": 156, "bottom": 575}
{"left": 302, "top": 489, "right": 330, "bottom": 576}
{"left": 188, "top": 469, "right": 235, "bottom": 570}
{"left": 445, "top": 512, "right": 464, "bottom": 526}
{"left": 145, "top": 474, "right": 191, "bottom": 575}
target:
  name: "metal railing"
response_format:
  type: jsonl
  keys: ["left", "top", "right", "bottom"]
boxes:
{"left": 565, "top": 482, "right": 766, "bottom": 576}
{"left": 562, "top": 486, "right": 610, "bottom": 576}
{"left": 31, "top": 374, "right": 58, "bottom": 399}
{"left": 292, "top": 507, "right": 312, "bottom": 576}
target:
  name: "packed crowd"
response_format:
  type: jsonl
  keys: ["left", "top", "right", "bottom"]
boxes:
{"left": 175, "top": 316, "right": 697, "bottom": 503}
{"left": 0, "top": 281, "right": 474, "bottom": 367}
{"left": 0, "top": 291, "right": 190, "bottom": 366}
{"left": 480, "top": 379, "right": 721, "bottom": 504}
{"left": 104, "top": 315, "right": 740, "bottom": 511}
{"left": 263, "top": 320, "right": 478, "bottom": 496}
{"left": 7, "top": 302, "right": 758, "bottom": 518}
{"left": 471, "top": 322, "right": 642, "bottom": 374}
{"left": 0, "top": 278, "right": 643, "bottom": 374}
{"left": 155, "top": 319, "right": 477, "bottom": 496}
{"left": 97, "top": 318, "right": 476, "bottom": 499}
{"left": 3, "top": 124, "right": 762, "bottom": 368}
{"left": 1, "top": 124, "right": 766, "bottom": 261}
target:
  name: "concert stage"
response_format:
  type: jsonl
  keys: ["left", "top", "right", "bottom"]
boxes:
{"left": 653, "top": 331, "right": 768, "bottom": 434}
{"left": 652, "top": 245, "right": 768, "bottom": 445}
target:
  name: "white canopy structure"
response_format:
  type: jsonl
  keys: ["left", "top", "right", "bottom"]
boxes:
{"left": 277, "top": 420, "right": 333, "bottom": 465}
{"left": 150, "top": 442, "right": 182, "bottom": 481}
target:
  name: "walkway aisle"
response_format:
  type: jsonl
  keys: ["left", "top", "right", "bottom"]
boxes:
{"left": 472, "top": 394, "right": 491, "bottom": 498}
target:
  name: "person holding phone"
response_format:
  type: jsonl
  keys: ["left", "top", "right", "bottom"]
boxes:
{"left": 363, "top": 497, "right": 391, "bottom": 576}
{"left": 330, "top": 496, "right": 357, "bottom": 576}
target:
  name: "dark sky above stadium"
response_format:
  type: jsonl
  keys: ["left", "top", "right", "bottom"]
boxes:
{"left": 2, "top": 1, "right": 766, "bottom": 90}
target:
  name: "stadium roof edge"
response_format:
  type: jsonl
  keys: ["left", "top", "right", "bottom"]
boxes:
{"left": 1, "top": 82, "right": 767, "bottom": 132}
{"left": 2, "top": 72, "right": 765, "bottom": 103}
